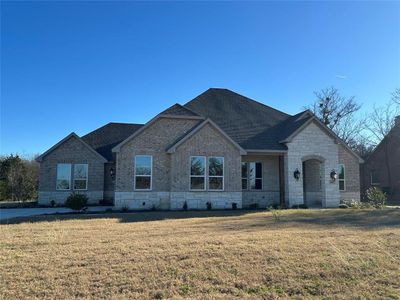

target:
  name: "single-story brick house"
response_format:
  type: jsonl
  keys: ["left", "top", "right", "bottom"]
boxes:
{"left": 360, "top": 116, "right": 400, "bottom": 204}
{"left": 36, "top": 88, "right": 363, "bottom": 209}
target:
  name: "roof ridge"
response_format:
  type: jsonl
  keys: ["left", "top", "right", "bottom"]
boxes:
{"left": 159, "top": 102, "right": 200, "bottom": 117}
{"left": 185, "top": 88, "right": 290, "bottom": 118}
{"left": 107, "top": 122, "right": 144, "bottom": 125}
{"left": 221, "top": 88, "right": 290, "bottom": 118}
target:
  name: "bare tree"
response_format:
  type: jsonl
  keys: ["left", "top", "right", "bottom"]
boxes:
{"left": 363, "top": 95, "right": 400, "bottom": 196}
{"left": 392, "top": 88, "right": 400, "bottom": 105}
{"left": 307, "top": 87, "right": 363, "bottom": 146}
{"left": 364, "top": 101, "right": 399, "bottom": 144}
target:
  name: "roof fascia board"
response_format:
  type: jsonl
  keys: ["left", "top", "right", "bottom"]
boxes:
{"left": 36, "top": 132, "right": 107, "bottom": 163}
{"left": 166, "top": 119, "right": 247, "bottom": 155}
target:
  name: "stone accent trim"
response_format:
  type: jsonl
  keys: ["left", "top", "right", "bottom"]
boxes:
{"left": 38, "top": 191, "right": 103, "bottom": 205}
{"left": 340, "top": 191, "right": 361, "bottom": 203}
{"left": 242, "top": 191, "right": 280, "bottom": 208}
{"left": 114, "top": 191, "right": 242, "bottom": 210}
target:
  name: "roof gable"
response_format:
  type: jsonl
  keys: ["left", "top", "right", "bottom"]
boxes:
{"left": 279, "top": 114, "right": 364, "bottom": 163}
{"left": 36, "top": 133, "right": 107, "bottom": 163}
{"left": 81, "top": 122, "right": 143, "bottom": 161}
{"left": 166, "top": 118, "right": 247, "bottom": 155}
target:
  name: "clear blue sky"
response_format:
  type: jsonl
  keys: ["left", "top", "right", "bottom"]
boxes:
{"left": 1, "top": 1, "right": 399, "bottom": 156}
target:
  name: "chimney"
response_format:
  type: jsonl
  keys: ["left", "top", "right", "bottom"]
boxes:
{"left": 396, "top": 115, "right": 400, "bottom": 127}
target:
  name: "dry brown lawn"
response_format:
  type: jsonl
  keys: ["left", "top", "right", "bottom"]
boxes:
{"left": 1, "top": 209, "right": 400, "bottom": 299}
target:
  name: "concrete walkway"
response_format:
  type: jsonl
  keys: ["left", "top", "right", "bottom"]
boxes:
{"left": 0, "top": 206, "right": 114, "bottom": 221}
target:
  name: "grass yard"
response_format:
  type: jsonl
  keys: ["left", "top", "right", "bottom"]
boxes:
{"left": 1, "top": 209, "right": 400, "bottom": 299}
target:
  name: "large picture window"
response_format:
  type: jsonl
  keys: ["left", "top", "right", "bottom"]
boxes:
{"left": 338, "top": 164, "right": 345, "bottom": 191}
{"left": 135, "top": 155, "right": 152, "bottom": 190}
{"left": 56, "top": 164, "right": 71, "bottom": 190}
{"left": 190, "top": 156, "right": 205, "bottom": 190}
{"left": 208, "top": 157, "right": 224, "bottom": 190}
{"left": 242, "top": 162, "right": 262, "bottom": 190}
{"left": 73, "top": 164, "right": 88, "bottom": 190}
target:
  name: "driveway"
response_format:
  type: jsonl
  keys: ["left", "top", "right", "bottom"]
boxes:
{"left": 0, "top": 206, "right": 114, "bottom": 222}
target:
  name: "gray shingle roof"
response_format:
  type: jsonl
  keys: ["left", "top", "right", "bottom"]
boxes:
{"left": 184, "top": 88, "right": 309, "bottom": 150}
{"left": 80, "top": 89, "right": 315, "bottom": 159}
{"left": 81, "top": 122, "right": 143, "bottom": 161}
{"left": 159, "top": 103, "right": 200, "bottom": 117}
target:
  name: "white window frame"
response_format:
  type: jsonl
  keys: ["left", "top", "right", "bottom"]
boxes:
{"left": 338, "top": 164, "right": 345, "bottom": 191}
{"left": 73, "top": 164, "right": 88, "bottom": 191}
{"left": 189, "top": 156, "right": 206, "bottom": 191}
{"left": 56, "top": 163, "right": 72, "bottom": 191}
{"left": 208, "top": 156, "right": 224, "bottom": 191}
{"left": 134, "top": 155, "right": 153, "bottom": 191}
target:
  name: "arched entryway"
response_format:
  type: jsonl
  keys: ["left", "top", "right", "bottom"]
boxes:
{"left": 302, "top": 155, "right": 325, "bottom": 207}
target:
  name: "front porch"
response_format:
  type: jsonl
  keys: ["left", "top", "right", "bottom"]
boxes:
{"left": 242, "top": 151, "right": 339, "bottom": 209}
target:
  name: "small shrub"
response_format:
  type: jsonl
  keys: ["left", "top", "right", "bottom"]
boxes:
{"left": 183, "top": 201, "right": 188, "bottom": 210}
{"left": 64, "top": 193, "right": 88, "bottom": 211}
{"left": 121, "top": 206, "right": 129, "bottom": 212}
{"left": 152, "top": 204, "right": 156, "bottom": 211}
{"left": 179, "top": 284, "right": 191, "bottom": 295}
{"left": 366, "top": 187, "right": 386, "bottom": 209}
{"left": 206, "top": 201, "right": 212, "bottom": 210}
{"left": 232, "top": 202, "right": 237, "bottom": 210}
{"left": 269, "top": 207, "right": 281, "bottom": 222}
{"left": 50, "top": 200, "right": 55, "bottom": 207}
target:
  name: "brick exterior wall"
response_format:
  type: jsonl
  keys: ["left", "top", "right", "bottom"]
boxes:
{"left": 114, "top": 119, "right": 244, "bottom": 209}
{"left": 360, "top": 124, "right": 400, "bottom": 204}
{"left": 38, "top": 135, "right": 105, "bottom": 205}
{"left": 338, "top": 144, "right": 361, "bottom": 202}
{"left": 284, "top": 121, "right": 340, "bottom": 207}
{"left": 170, "top": 123, "right": 242, "bottom": 192}
{"left": 38, "top": 115, "right": 361, "bottom": 209}
{"left": 115, "top": 117, "right": 200, "bottom": 192}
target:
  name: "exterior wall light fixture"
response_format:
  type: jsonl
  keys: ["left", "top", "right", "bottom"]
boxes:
{"left": 294, "top": 169, "right": 301, "bottom": 181}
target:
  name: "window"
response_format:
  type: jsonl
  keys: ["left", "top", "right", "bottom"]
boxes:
{"left": 338, "top": 164, "right": 345, "bottom": 191}
{"left": 242, "top": 162, "right": 248, "bottom": 190}
{"left": 190, "top": 156, "right": 205, "bottom": 190}
{"left": 56, "top": 164, "right": 71, "bottom": 190}
{"left": 74, "top": 164, "right": 88, "bottom": 190}
{"left": 135, "top": 155, "right": 152, "bottom": 190}
{"left": 242, "top": 162, "right": 262, "bottom": 190}
{"left": 208, "top": 157, "right": 224, "bottom": 190}
{"left": 371, "top": 170, "right": 380, "bottom": 185}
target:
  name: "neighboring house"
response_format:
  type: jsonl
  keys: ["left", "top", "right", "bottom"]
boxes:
{"left": 36, "top": 88, "right": 363, "bottom": 209}
{"left": 360, "top": 116, "right": 400, "bottom": 204}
